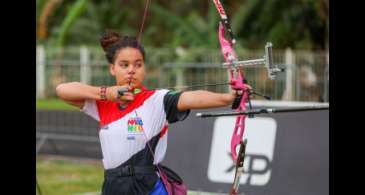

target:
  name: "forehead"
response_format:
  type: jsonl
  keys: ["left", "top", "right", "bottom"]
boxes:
{"left": 115, "top": 47, "right": 144, "bottom": 61}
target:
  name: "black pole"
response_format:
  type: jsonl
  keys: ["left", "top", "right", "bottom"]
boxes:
{"left": 196, "top": 106, "right": 329, "bottom": 117}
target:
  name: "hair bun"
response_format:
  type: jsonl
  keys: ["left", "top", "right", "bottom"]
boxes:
{"left": 100, "top": 30, "right": 121, "bottom": 52}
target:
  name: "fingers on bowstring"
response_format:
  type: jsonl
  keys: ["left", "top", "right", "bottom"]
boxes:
{"left": 122, "top": 93, "right": 135, "bottom": 101}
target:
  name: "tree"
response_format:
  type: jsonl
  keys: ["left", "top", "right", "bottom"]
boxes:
{"left": 234, "top": 0, "right": 328, "bottom": 50}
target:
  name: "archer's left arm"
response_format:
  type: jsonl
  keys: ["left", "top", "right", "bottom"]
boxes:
{"left": 177, "top": 90, "right": 236, "bottom": 111}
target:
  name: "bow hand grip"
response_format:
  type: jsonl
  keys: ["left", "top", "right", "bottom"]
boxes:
{"left": 232, "top": 94, "right": 242, "bottom": 109}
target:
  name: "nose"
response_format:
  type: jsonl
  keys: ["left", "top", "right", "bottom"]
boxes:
{"left": 127, "top": 64, "right": 136, "bottom": 74}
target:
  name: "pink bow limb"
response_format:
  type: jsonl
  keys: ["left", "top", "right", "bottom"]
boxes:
{"left": 218, "top": 22, "right": 237, "bottom": 62}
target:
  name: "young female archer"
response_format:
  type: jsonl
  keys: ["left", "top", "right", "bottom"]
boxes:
{"left": 56, "top": 31, "right": 249, "bottom": 195}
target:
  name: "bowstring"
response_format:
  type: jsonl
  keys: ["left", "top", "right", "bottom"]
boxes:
{"left": 137, "top": 0, "right": 151, "bottom": 43}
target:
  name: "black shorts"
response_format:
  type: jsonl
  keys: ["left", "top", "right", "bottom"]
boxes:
{"left": 102, "top": 164, "right": 158, "bottom": 195}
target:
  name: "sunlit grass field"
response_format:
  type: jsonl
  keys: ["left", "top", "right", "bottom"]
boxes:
{"left": 36, "top": 99, "right": 78, "bottom": 111}
{"left": 36, "top": 156, "right": 226, "bottom": 195}
{"left": 36, "top": 156, "right": 104, "bottom": 195}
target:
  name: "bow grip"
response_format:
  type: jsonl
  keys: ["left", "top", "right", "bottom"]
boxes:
{"left": 231, "top": 93, "right": 242, "bottom": 109}
{"left": 231, "top": 79, "right": 246, "bottom": 110}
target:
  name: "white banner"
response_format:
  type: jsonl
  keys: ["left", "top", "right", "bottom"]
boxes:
{"left": 207, "top": 117, "right": 277, "bottom": 186}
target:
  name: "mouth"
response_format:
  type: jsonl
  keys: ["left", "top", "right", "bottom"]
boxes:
{"left": 126, "top": 77, "right": 135, "bottom": 85}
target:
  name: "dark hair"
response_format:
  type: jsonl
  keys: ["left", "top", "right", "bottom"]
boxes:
{"left": 99, "top": 30, "right": 145, "bottom": 64}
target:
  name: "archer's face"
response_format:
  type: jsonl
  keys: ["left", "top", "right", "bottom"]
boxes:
{"left": 110, "top": 47, "right": 145, "bottom": 88}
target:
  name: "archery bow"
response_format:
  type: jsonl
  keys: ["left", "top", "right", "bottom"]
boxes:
{"left": 209, "top": 0, "right": 283, "bottom": 194}
{"left": 212, "top": 1, "right": 250, "bottom": 194}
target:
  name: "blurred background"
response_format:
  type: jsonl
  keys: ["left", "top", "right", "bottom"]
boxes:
{"left": 36, "top": 0, "right": 329, "bottom": 195}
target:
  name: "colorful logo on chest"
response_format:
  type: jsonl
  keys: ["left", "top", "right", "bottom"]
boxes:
{"left": 127, "top": 117, "right": 144, "bottom": 133}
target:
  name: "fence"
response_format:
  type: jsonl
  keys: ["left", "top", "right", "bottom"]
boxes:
{"left": 36, "top": 45, "right": 329, "bottom": 102}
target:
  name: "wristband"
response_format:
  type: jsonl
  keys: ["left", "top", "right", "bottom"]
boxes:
{"left": 100, "top": 86, "right": 107, "bottom": 101}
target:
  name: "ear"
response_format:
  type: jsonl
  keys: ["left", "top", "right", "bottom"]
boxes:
{"left": 109, "top": 64, "right": 115, "bottom": 76}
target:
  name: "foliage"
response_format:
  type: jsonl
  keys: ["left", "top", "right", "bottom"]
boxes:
{"left": 36, "top": 0, "right": 328, "bottom": 50}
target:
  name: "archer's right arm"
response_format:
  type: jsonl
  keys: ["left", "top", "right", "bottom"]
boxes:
{"left": 56, "top": 82, "right": 134, "bottom": 108}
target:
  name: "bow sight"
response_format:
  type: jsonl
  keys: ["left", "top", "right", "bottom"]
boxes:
{"left": 222, "top": 42, "right": 285, "bottom": 80}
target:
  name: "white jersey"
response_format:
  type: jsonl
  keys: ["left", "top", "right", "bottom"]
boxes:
{"left": 81, "top": 87, "right": 188, "bottom": 169}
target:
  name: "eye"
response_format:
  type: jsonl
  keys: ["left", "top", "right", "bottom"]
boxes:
{"left": 119, "top": 63, "right": 128, "bottom": 68}
{"left": 134, "top": 60, "right": 143, "bottom": 68}
{"left": 136, "top": 62, "right": 142, "bottom": 68}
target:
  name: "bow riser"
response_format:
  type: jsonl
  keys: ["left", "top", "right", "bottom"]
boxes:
{"left": 218, "top": 23, "right": 249, "bottom": 162}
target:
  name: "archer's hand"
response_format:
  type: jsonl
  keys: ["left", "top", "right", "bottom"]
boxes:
{"left": 106, "top": 85, "right": 135, "bottom": 105}
{"left": 230, "top": 84, "right": 253, "bottom": 100}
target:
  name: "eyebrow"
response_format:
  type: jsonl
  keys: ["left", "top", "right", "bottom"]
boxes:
{"left": 118, "top": 59, "right": 143, "bottom": 63}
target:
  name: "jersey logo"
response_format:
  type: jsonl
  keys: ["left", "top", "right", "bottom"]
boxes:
{"left": 127, "top": 117, "right": 144, "bottom": 140}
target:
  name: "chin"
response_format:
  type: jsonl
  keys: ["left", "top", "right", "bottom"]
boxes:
{"left": 134, "top": 83, "right": 142, "bottom": 88}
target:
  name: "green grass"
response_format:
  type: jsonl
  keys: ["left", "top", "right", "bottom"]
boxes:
{"left": 36, "top": 157, "right": 225, "bottom": 195}
{"left": 36, "top": 99, "right": 78, "bottom": 111}
{"left": 36, "top": 158, "right": 103, "bottom": 195}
